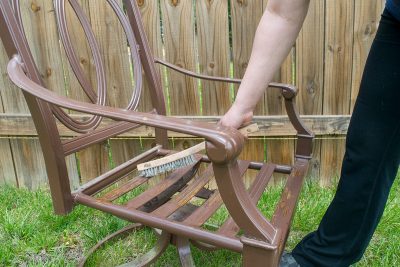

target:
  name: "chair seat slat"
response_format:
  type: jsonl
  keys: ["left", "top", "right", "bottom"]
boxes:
{"left": 182, "top": 161, "right": 250, "bottom": 227}
{"left": 125, "top": 158, "right": 202, "bottom": 211}
{"left": 98, "top": 176, "right": 148, "bottom": 202}
{"left": 151, "top": 165, "right": 214, "bottom": 218}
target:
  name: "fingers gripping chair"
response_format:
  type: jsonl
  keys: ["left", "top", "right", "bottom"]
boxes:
{"left": 0, "top": 0, "right": 313, "bottom": 266}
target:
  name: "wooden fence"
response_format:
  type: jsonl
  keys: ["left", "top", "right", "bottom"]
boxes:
{"left": 0, "top": 0, "right": 385, "bottom": 189}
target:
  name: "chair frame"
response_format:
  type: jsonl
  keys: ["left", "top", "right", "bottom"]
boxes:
{"left": 0, "top": 0, "right": 314, "bottom": 266}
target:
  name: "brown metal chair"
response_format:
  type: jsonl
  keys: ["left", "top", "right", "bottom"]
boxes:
{"left": 0, "top": 0, "right": 313, "bottom": 266}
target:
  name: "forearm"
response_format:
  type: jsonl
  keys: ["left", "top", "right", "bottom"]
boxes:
{"left": 233, "top": 0, "right": 310, "bottom": 114}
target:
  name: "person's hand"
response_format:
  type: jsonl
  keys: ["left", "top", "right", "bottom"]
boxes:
{"left": 219, "top": 104, "right": 253, "bottom": 129}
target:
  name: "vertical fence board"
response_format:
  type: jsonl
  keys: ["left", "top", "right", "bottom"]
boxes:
{"left": 296, "top": 0, "right": 325, "bottom": 180}
{"left": 196, "top": 0, "right": 230, "bottom": 115}
{"left": 231, "top": 0, "right": 265, "bottom": 115}
{"left": 161, "top": 0, "right": 199, "bottom": 116}
{"left": 320, "top": 0, "right": 355, "bottom": 185}
{"left": 64, "top": 1, "right": 110, "bottom": 183}
{"left": 89, "top": 1, "right": 132, "bottom": 109}
{"left": 351, "top": 0, "right": 384, "bottom": 111}
{"left": 320, "top": 138, "right": 346, "bottom": 187}
{"left": 231, "top": 1, "right": 270, "bottom": 186}
{"left": 296, "top": 0, "right": 324, "bottom": 115}
{"left": 138, "top": 0, "right": 164, "bottom": 113}
{"left": 77, "top": 144, "right": 111, "bottom": 184}
{"left": 10, "top": 139, "right": 47, "bottom": 189}
{"left": 65, "top": 154, "right": 79, "bottom": 190}
{"left": 239, "top": 138, "right": 265, "bottom": 188}
{"left": 0, "top": 139, "right": 15, "bottom": 185}
{"left": 89, "top": 1, "right": 143, "bottom": 179}
{"left": 21, "top": 0, "right": 81, "bottom": 188}
{"left": 0, "top": 0, "right": 80, "bottom": 188}
{"left": 262, "top": 0, "right": 294, "bottom": 117}
{"left": 3, "top": 1, "right": 48, "bottom": 189}
{"left": 323, "top": 0, "right": 354, "bottom": 115}
{"left": 265, "top": 52, "right": 294, "bottom": 116}
{"left": 308, "top": 139, "right": 322, "bottom": 181}
{"left": 266, "top": 138, "right": 295, "bottom": 183}
{"left": 110, "top": 139, "right": 142, "bottom": 181}
{"left": 0, "top": 40, "right": 17, "bottom": 186}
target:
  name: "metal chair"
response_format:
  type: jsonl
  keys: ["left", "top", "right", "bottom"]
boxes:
{"left": 0, "top": 0, "right": 313, "bottom": 266}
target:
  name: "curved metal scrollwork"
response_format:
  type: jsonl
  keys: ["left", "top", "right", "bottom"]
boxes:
{"left": 106, "top": 0, "right": 143, "bottom": 111}
{"left": 12, "top": 0, "right": 143, "bottom": 133}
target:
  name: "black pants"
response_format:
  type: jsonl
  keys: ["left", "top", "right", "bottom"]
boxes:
{"left": 292, "top": 9, "right": 400, "bottom": 267}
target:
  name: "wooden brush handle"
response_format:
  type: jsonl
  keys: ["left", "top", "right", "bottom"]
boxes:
{"left": 137, "top": 142, "right": 206, "bottom": 171}
{"left": 137, "top": 123, "right": 259, "bottom": 171}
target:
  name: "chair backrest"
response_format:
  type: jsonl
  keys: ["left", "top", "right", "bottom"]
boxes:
{"left": 0, "top": 0, "right": 168, "bottom": 214}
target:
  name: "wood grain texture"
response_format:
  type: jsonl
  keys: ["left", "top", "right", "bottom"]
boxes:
{"left": 89, "top": 0, "right": 132, "bottom": 109}
{"left": 0, "top": 41, "right": 17, "bottom": 186}
{"left": 77, "top": 142, "right": 111, "bottom": 184}
{"left": 0, "top": 140, "right": 16, "bottom": 185}
{"left": 88, "top": 0, "right": 142, "bottom": 183}
{"left": 308, "top": 139, "right": 321, "bottom": 181}
{"left": 323, "top": 0, "right": 354, "bottom": 115}
{"left": 196, "top": 0, "right": 230, "bottom": 115}
{"left": 62, "top": 0, "right": 107, "bottom": 184}
{"left": 109, "top": 139, "right": 142, "bottom": 177}
{"left": 320, "top": 138, "right": 346, "bottom": 187}
{"left": 62, "top": 0, "right": 113, "bottom": 183}
{"left": 351, "top": 0, "right": 384, "bottom": 112}
{"left": 10, "top": 139, "right": 48, "bottom": 188}
{"left": 230, "top": 1, "right": 274, "bottom": 187}
{"left": 160, "top": 0, "right": 199, "bottom": 115}
{"left": 230, "top": 0, "right": 265, "bottom": 115}
{"left": 266, "top": 138, "right": 294, "bottom": 183}
{"left": 263, "top": 0, "right": 294, "bottom": 116}
{"left": 65, "top": 154, "right": 80, "bottom": 190}
{"left": 320, "top": 0, "right": 355, "bottom": 186}
{"left": 22, "top": 0, "right": 80, "bottom": 188}
{"left": 0, "top": 114, "right": 351, "bottom": 137}
{"left": 295, "top": 0, "right": 324, "bottom": 183}
{"left": 137, "top": 0, "right": 164, "bottom": 113}
{"left": 296, "top": 0, "right": 324, "bottom": 115}
{"left": 265, "top": 49, "right": 294, "bottom": 116}
{"left": 239, "top": 138, "right": 265, "bottom": 188}
{"left": 0, "top": 0, "right": 63, "bottom": 189}
{"left": 64, "top": 0, "right": 92, "bottom": 103}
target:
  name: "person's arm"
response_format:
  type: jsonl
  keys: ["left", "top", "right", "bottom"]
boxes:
{"left": 219, "top": 0, "right": 310, "bottom": 128}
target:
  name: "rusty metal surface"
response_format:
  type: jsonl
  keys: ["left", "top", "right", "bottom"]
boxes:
{"left": 0, "top": 0, "right": 314, "bottom": 265}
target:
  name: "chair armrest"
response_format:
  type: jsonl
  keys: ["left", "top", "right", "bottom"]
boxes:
{"left": 154, "top": 58, "right": 297, "bottom": 99}
{"left": 7, "top": 55, "right": 244, "bottom": 164}
{"left": 155, "top": 58, "right": 313, "bottom": 157}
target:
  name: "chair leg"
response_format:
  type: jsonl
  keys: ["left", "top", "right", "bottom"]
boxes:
{"left": 242, "top": 245, "right": 279, "bottom": 267}
{"left": 77, "top": 224, "right": 171, "bottom": 267}
{"left": 176, "top": 237, "right": 195, "bottom": 267}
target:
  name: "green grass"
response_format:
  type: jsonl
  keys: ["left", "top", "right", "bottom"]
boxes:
{"left": 0, "top": 174, "right": 399, "bottom": 267}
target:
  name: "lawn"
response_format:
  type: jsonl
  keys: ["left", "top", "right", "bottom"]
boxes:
{"left": 0, "top": 174, "right": 398, "bottom": 267}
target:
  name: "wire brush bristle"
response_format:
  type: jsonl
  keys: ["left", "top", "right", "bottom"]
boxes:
{"left": 140, "top": 154, "right": 197, "bottom": 177}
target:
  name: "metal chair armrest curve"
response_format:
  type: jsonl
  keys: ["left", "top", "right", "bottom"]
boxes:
{"left": 7, "top": 55, "right": 244, "bottom": 164}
